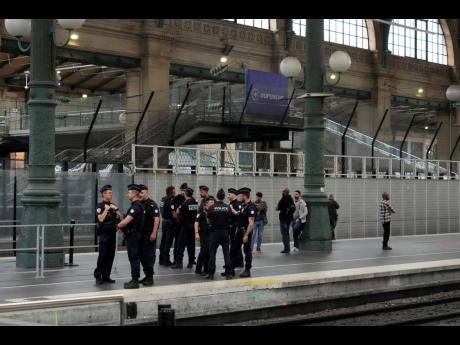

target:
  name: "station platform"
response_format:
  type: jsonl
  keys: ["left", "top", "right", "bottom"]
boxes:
{"left": 1, "top": 233, "right": 460, "bottom": 325}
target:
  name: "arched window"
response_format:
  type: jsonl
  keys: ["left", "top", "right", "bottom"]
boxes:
{"left": 292, "top": 19, "right": 369, "bottom": 49}
{"left": 388, "top": 19, "right": 447, "bottom": 65}
{"left": 223, "top": 19, "right": 270, "bottom": 30}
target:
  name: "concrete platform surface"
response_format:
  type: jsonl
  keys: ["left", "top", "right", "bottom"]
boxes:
{"left": 1, "top": 233, "right": 460, "bottom": 304}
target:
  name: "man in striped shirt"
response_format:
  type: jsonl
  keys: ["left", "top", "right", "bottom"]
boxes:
{"left": 379, "top": 192, "right": 395, "bottom": 250}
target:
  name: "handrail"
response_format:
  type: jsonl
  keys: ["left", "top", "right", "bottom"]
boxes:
{"left": 135, "top": 90, "right": 155, "bottom": 145}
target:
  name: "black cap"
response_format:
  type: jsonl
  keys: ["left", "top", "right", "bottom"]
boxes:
{"left": 138, "top": 184, "right": 148, "bottom": 191}
{"left": 228, "top": 188, "right": 238, "bottom": 195}
{"left": 205, "top": 195, "right": 215, "bottom": 202}
{"left": 185, "top": 187, "right": 194, "bottom": 196}
{"left": 100, "top": 185, "right": 112, "bottom": 194}
{"left": 217, "top": 188, "right": 226, "bottom": 200}
{"left": 128, "top": 184, "right": 141, "bottom": 192}
{"left": 238, "top": 187, "right": 251, "bottom": 196}
{"left": 256, "top": 192, "right": 263, "bottom": 197}
{"left": 180, "top": 183, "right": 188, "bottom": 190}
{"left": 199, "top": 185, "right": 209, "bottom": 192}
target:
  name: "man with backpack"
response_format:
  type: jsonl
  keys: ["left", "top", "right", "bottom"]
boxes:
{"left": 277, "top": 188, "right": 295, "bottom": 253}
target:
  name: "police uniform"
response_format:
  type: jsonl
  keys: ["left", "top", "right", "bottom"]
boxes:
{"left": 207, "top": 192, "right": 232, "bottom": 279}
{"left": 171, "top": 183, "right": 187, "bottom": 262}
{"left": 158, "top": 194, "right": 176, "bottom": 266}
{"left": 228, "top": 188, "right": 244, "bottom": 268}
{"left": 139, "top": 187, "right": 160, "bottom": 283}
{"left": 195, "top": 196, "right": 213, "bottom": 275}
{"left": 123, "top": 185, "right": 145, "bottom": 285}
{"left": 94, "top": 185, "right": 120, "bottom": 283}
{"left": 232, "top": 188, "right": 257, "bottom": 276}
{"left": 173, "top": 189, "right": 198, "bottom": 268}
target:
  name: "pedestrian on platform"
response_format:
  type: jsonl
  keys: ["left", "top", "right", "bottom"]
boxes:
{"left": 277, "top": 188, "right": 295, "bottom": 253}
{"left": 380, "top": 192, "right": 395, "bottom": 250}
{"left": 251, "top": 192, "right": 268, "bottom": 253}
{"left": 94, "top": 185, "right": 122, "bottom": 285}
{"left": 328, "top": 194, "right": 340, "bottom": 240}
{"left": 292, "top": 190, "right": 308, "bottom": 251}
{"left": 116, "top": 184, "right": 146, "bottom": 289}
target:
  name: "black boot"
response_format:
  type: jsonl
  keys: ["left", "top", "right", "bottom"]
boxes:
{"left": 195, "top": 269, "right": 203, "bottom": 275}
{"left": 187, "top": 262, "right": 194, "bottom": 269}
{"left": 163, "top": 260, "right": 173, "bottom": 267}
{"left": 171, "top": 262, "right": 183, "bottom": 269}
{"left": 141, "top": 277, "right": 154, "bottom": 286}
{"left": 239, "top": 270, "right": 251, "bottom": 278}
{"left": 95, "top": 277, "right": 104, "bottom": 285}
{"left": 205, "top": 274, "right": 214, "bottom": 280}
{"left": 102, "top": 277, "right": 115, "bottom": 283}
{"left": 124, "top": 279, "right": 139, "bottom": 289}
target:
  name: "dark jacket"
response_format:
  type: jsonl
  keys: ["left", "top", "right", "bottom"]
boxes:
{"left": 328, "top": 199, "right": 340, "bottom": 220}
{"left": 277, "top": 195, "right": 295, "bottom": 222}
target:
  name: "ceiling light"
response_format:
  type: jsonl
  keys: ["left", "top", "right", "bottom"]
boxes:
{"left": 220, "top": 56, "right": 228, "bottom": 63}
{"left": 82, "top": 94, "right": 88, "bottom": 99}
{"left": 418, "top": 88, "right": 424, "bottom": 94}
{"left": 424, "top": 126, "right": 429, "bottom": 130}
{"left": 330, "top": 73, "right": 337, "bottom": 80}
{"left": 70, "top": 33, "right": 79, "bottom": 40}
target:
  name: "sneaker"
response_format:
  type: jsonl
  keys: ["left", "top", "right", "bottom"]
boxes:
{"left": 95, "top": 277, "right": 104, "bottom": 285}
{"left": 102, "top": 277, "right": 115, "bottom": 284}
{"left": 171, "top": 263, "right": 183, "bottom": 269}
{"left": 292, "top": 247, "right": 299, "bottom": 252}
{"left": 221, "top": 269, "right": 235, "bottom": 277}
{"left": 124, "top": 280, "right": 139, "bottom": 289}
{"left": 141, "top": 277, "right": 154, "bottom": 286}
{"left": 382, "top": 246, "right": 392, "bottom": 250}
{"left": 239, "top": 270, "right": 251, "bottom": 278}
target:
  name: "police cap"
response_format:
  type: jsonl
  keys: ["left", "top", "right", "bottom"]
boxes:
{"left": 138, "top": 184, "right": 148, "bottom": 191}
{"left": 216, "top": 188, "right": 226, "bottom": 200}
{"left": 238, "top": 187, "right": 251, "bottom": 196}
{"left": 199, "top": 185, "right": 209, "bottom": 192}
{"left": 127, "top": 184, "right": 141, "bottom": 192}
{"left": 205, "top": 195, "right": 215, "bottom": 202}
{"left": 180, "top": 182, "right": 188, "bottom": 190}
{"left": 100, "top": 185, "right": 112, "bottom": 194}
{"left": 228, "top": 188, "right": 238, "bottom": 195}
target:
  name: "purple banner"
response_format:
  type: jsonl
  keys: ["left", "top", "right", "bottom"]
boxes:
{"left": 245, "top": 69, "right": 288, "bottom": 118}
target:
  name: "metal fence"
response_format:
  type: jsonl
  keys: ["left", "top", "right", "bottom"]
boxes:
{"left": 132, "top": 145, "right": 460, "bottom": 180}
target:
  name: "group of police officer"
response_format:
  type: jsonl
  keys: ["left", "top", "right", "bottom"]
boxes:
{"left": 94, "top": 182, "right": 257, "bottom": 288}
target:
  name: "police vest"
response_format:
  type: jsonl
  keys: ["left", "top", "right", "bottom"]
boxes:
{"left": 208, "top": 201, "right": 230, "bottom": 231}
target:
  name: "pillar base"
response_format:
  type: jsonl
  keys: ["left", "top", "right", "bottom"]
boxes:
{"left": 16, "top": 251, "right": 64, "bottom": 268}
{"left": 299, "top": 239, "right": 332, "bottom": 251}
{"left": 299, "top": 193, "right": 332, "bottom": 251}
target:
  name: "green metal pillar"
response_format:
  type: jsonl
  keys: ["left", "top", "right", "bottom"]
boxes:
{"left": 16, "top": 19, "right": 63, "bottom": 268}
{"left": 299, "top": 19, "right": 332, "bottom": 251}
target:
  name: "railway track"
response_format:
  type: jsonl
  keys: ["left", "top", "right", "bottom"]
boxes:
{"left": 253, "top": 295, "right": 460, "bottom": 326}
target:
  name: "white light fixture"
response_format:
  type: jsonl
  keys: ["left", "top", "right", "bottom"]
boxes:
{"left": 5, "top": 19, "right": 31, "bottom": 38}
{"left": 57, "top": 19, "right": 86, "bottom": 30}
{"left": 424, "top": 126, "right": 429, "bottom": 130}
{"left": 70, "top": 33, "right": 79, "bottom": 40}
{"left": 446, "top": 85, "right": 460, "bottom": 102}
{"left": 280, "top": 56, "right": 302, "bottom": 78}
{"left": 330, "top": 73, "right": 337, "bottom": 80}
{"left": 418, "top": 88, "right": 424, "bottom": 94}
{"left": 220, "top": 56, "right": 228, "bottom": 63}
{"left": 119, "top": 112, "right": 127, "bottom": 125}
{"left": 82, "top": 94, "right": 88, "bottom": 99}
{"left": 329, "top": 50, "right": 351, "bottom": 73}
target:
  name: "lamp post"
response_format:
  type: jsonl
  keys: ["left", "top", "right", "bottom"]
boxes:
{"left": 280, "top": 20, "right": 351, "bottom": 250}
{"left": 446, "top": 85, "right": 460, "bottom": 122}
{"left": 5, "top": 19, "right": 85, "bottom": 268}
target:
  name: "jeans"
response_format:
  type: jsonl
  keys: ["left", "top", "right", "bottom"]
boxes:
{"left": 279, "top": 220, "right": 291, "bottom": 252}
{"left": 292, "top": 220, "right": 304, "bottom": 248}
{"left": 251, "top": 220, "right": 264, "bottom": 251}
{"left": 382, "top": 222, "right": 391, "bottom": 247}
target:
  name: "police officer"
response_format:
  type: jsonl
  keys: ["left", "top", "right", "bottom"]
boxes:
{"left": 171, "top": 187, "right": 198, "bottom": 269}
{"left": 230, "top": 187, "right": 256, "bottom": 278}
{"left": 194, "top": 195, "right": 214, "bottom": 276}
{"left": 208, "top": 189, "right": 233, "bottom": 280}
{"left": 228, "top": 188, "right": 244, "bottom": 269}
{"left": 94, "top": 185, "right": 121, "bottom": 284}
{"left": 117, "top": 184, "right": 145, "bottom": 289}
{"left": 138, "top": 184, "right": 160, "bottom": 286}
{"left": 198, "top": 185, "right": 209, "bottom": 212}
{"left": 171, "top": 182, "right": 188, "bottom": 264}
{"left": 159, "top": 186, "right": 176, "bottom": 266}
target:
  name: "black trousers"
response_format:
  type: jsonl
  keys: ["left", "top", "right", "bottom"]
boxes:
{"left": 229, "top": 224, "right": 243, "bottom": 267}
{"left": 172, "top": 221, "right": 181, "bottom": 263}
{"left": 139, "top": 234, "right": 156, "bottom": 278}
{"left": 94, "top": 232, "right": 116, "bottom": 279}
{"left": 159, "top": 219, "right": 175, "bottom": 264}
{"left": 231, "top": 227, "right": 252, "bottom": 271}
{"left": 196, "top": 231, "right": 210, "bottom": 272}
{"left": 382, "top": 222, "right": 391, "bottom": 247}
{"left": 208, "top": 230, "right": 231, "bottom": 275}
{"left": 175, "top": 223, "right": 195, "bottom": 264}
{"left": 126, "top": 231, "right": 142, "bottom": 280}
